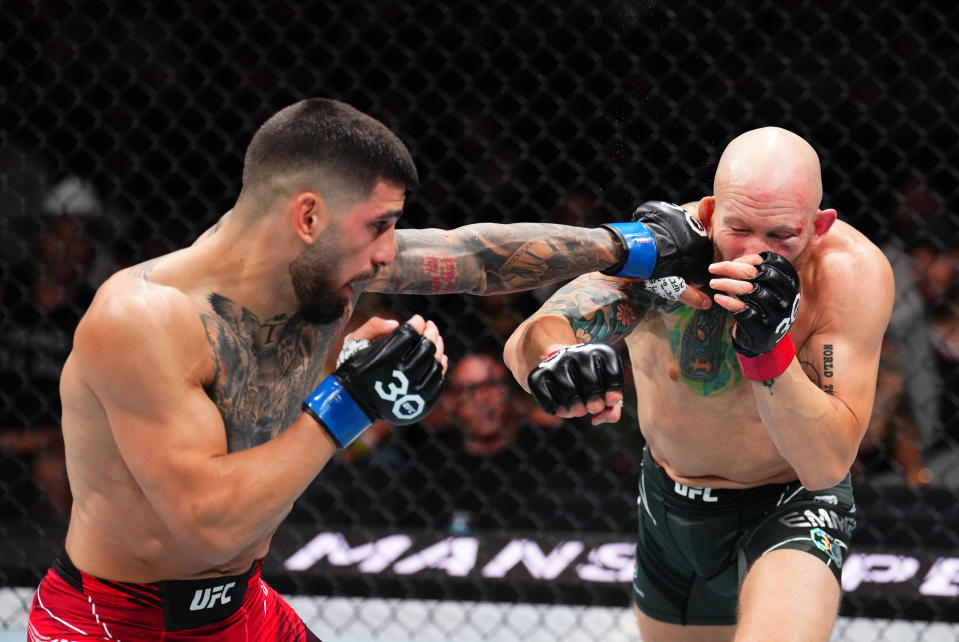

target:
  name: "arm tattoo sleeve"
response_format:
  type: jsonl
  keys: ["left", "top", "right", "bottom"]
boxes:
{"left": 371, "top": 223, "right": 621, "bottom": 295}
{"left": 536, "top": 275, "right": 653, "bottom": 345}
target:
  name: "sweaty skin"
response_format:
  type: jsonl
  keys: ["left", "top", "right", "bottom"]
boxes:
{"left": 60, "top": 180, "right": 644, "bottom": 584}
{"left": 505, "top": 128, "right": 895, "bottom": 492}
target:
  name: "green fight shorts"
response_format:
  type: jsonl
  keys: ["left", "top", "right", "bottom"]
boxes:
{"left": 633, "top": 446, "right": 856, "bottom": 626}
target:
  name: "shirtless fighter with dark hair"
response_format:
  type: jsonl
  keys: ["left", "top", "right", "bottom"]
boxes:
{"left": 28, "top": 97, "right": 711, "bottom": 640}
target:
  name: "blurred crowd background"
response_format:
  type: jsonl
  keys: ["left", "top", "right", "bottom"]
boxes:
{"left": 2, "top": 0, "right": 958, "bottom": 634}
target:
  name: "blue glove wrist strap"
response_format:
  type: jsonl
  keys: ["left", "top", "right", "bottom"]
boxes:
{"left": 603, "top": 222, "right": 658, "bottom": 279}
{"left": 302, "top": 375, "right": 373, "bottom": 449}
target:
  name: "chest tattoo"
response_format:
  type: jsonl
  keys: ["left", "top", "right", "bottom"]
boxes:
{"left": 667, "top": 305, "right": 742, "bottom": 397}
{"left": 200, "top": 293, "right": 346, "bottom": 452}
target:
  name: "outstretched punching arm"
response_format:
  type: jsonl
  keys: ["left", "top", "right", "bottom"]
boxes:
{"left": 366, "top": 201, "right": 714, "bottom": 308}
{"left": 370, "top": 223, "right": 625, "bottom": 294}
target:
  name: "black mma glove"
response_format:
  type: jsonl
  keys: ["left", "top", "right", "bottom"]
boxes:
{"left": 731, "top": 251, "right": 801, "bottom": 380}
{"left": 601, "top": 200, "right": 713, "bottom": 284}
{"left": 527, "top": 344, "right": 624, "bottom": 414}
{"left": 303, "top": 323, "right": 445, "bottom": 447}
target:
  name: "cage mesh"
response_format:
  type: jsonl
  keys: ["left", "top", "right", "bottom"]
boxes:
{"left": 3, "top": 0, "right": 959, "bottom": 637}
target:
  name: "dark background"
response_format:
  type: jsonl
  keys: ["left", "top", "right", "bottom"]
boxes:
{"left": 2, "top": 0, "right": 959, "bottom": 635}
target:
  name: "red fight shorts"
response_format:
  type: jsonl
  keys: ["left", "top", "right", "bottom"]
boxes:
{"left": 28, "top": 552, "right": 322, "bottom": 641}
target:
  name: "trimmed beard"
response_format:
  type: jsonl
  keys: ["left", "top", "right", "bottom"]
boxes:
{"left": 289, "top": 243, "right": 351, "bottom": 325}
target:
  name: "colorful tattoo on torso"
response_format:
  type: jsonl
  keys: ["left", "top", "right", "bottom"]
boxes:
{"left": 664, "top": 303, "right": 742, "bottom": 397}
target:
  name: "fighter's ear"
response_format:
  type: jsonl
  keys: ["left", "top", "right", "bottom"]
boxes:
{"left": 697, "top": 196, "right": 716, "bottom": 233}
{"left": 291, "top": 191, "right": 330, "bottom": 242}
{"left": 813, "top": 208, "right": 837, "bottom": 241}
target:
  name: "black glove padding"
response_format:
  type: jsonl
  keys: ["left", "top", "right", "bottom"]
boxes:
{"left": 334, "top": 323, "right": 445, "bottom": 425}
{"left": 636, "top": 201, "right": 714, "bottom": 282}
{"left": 602, "top": 201, "right": 713, "bottom": 284}
{"left": 730, "top": 252, "right": 801, "bottom": 358}
{"left": 527, "top": 344, "right": 624, "bottom": 414}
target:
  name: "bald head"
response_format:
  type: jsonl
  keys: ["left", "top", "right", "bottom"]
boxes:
{"left": 703, "top": 127, "right": 837, "bottom": 264}
{"left": 714, "top": 127, "right": 823, "bottom": 213}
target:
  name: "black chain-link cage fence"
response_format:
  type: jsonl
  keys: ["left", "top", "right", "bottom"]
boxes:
{"left": 3, "top": 0, "right": 959, "bottom": 637}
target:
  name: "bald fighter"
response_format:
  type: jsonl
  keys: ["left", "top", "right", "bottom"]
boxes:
{"left": 27, "top": 97, "right": 714, "bottom": 640}
{"left": 504, "top": 127, "right": 894, "bottom": 641}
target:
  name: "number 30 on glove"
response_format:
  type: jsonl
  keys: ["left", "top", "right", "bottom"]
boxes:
{"left": 302, "top": 323, "right": 445, "bottom": 448}
{"left": 731, "top": 251, "right": 801, "bottom": 381}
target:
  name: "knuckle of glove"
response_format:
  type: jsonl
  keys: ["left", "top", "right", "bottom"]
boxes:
{"left": 420, "top": 360, "right": 446, "bottom": 401}
{"left": 634, "top": 201, "right": 712, "bottom": 283}
{"left": 401, "top": 335, "right": 440, "bottom": 379}
{"left": 336, "top": 323, "right": 444, "bottom": 425}
{"left": 753, "top": 253, "right": 801, "bottom": 307}
{"left": 756, "top": 248, "right": 797, "bottom": 278}
{"left": 759, "top": 251, "right": 797, "bottom": 275}
{"left": 528, "top": 344, "right": 622, "bottom": 414}
{"left": 344, "top": 323, "right": 419, "bottom": 369}
{"left": 733, "top": 253, "right": 801, "bottom": 358}
{"left": 556, "top": 367, "right": 589, "bottom": 409}
{"left": 740, "top": 284, "right": 779, "bottom": 314}
{"left": 528, "top": 368, "right": 561, "bottom": 414}
{"left": 630, "top": 200, "right": 678, "bottom": 223}
{"left": 587, "top": 345, "right": 624, "bottom": 392}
